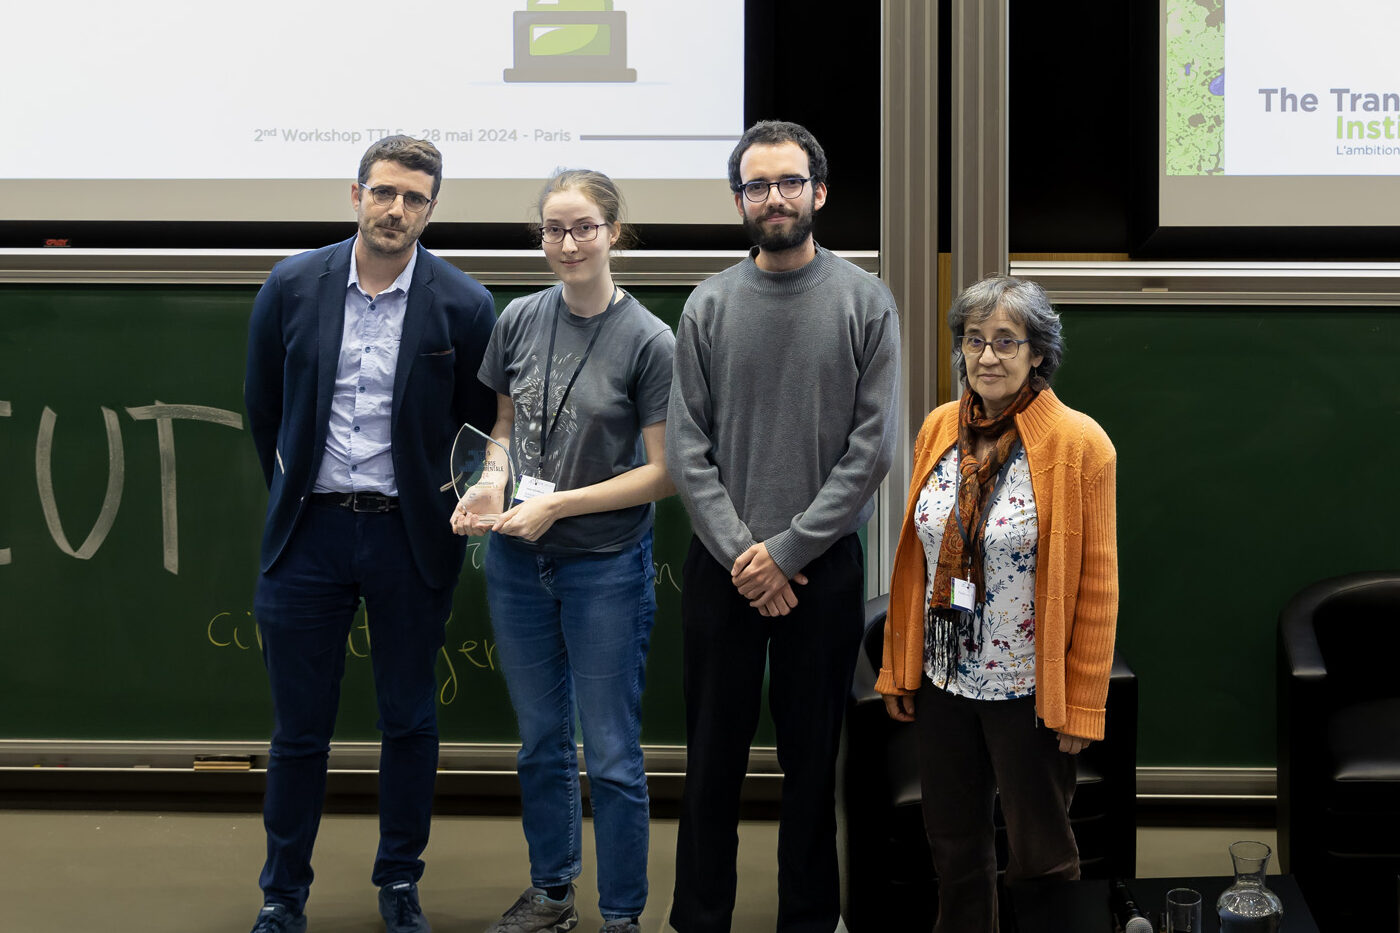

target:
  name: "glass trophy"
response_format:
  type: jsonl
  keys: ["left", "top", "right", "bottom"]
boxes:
{"left": 503, "top": 0, "right": 638, "bottom": 83}
{"left": 445, "top": 422, "right": 517, "bottom": 529}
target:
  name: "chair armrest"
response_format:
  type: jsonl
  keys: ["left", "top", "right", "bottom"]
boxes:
{"left": 1279, "top": 589, "right": 1328, "bottom": 682}
{"left": 1276, "top": 571, "right": 1400, "bottom": 682}
{"left": 850, "top": 595, "right": 890, "bottom": 706}
{"left": 1109, "top": 648, "right": 1135, "bottom": 683}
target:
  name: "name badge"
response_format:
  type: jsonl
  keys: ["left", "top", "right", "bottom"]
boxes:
{"left": 514, "top": 474, "right": 556, "bottom": 503}
{"left": 951, "top": 577, "right": 977, "bottom": 612}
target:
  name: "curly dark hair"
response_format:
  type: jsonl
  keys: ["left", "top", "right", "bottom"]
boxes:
{"left": 727, "top": 120, "right": 829, "bottom": 191}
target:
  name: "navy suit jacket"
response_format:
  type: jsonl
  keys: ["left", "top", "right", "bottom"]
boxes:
{"left": 244, "top": 237, "right": 497, "bottom": 590}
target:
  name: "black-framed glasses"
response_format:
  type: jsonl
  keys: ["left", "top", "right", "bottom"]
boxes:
{"left": 736, "top": 176, "right": 812, "bottom": 202}
{"left": 961, "top": 335, "right": 1031, "bottom": 359}
{"left": 540, "top": 222, "right": 610, "bottom": 244}
{"left": 359, "top": 184, "right": 433, "bottom": 213}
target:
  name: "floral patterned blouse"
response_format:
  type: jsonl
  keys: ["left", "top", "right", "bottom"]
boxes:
{"left": 914, "top": 445, "right": 1039, "bottom": 699}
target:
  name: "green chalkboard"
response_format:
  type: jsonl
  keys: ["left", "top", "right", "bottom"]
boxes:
{"left": 0, "top": 282, "right": 717, "bottom": 746}
{"left": 9, "top": 288, "right": 1390, "bottom": 769}
{"left": 1052, "top": 304, "right": 1400, "bottom": 767}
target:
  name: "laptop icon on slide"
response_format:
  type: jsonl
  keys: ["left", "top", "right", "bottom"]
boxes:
{"left": 503, "top": 0, "right": 639, "bottom": 83}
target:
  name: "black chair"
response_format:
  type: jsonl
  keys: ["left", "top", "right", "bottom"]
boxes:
{"left": 839, "top": 595, "right": 1138, "bottom": 933}
{"left": 1278, "top": 571, "right": 1400, "bottom": 933}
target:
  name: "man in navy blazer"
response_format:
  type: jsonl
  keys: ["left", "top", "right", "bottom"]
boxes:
{"left": 243, "top": 136, "right": 496, "bottom": 933}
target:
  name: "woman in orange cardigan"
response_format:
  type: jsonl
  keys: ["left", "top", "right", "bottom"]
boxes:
{"left": 875, "top": 275, "right": 1117, "bottom": 933}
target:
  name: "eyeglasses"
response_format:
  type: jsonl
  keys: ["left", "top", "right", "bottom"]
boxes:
{"left": 359, "top": 184, "right": 433, "bottom": 213}
{"left": 736, "top": 176, "right": 812, "bottom": 203}
{"left": 540, "top": 222, "right": 610, "bottom": 244}
{"left": 960, "top": 335, "right": 1031, "bottom": 359}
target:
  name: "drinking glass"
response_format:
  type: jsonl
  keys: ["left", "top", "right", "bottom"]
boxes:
{"left": 1165, "top": 887, "right": 1203, "bottom": 932}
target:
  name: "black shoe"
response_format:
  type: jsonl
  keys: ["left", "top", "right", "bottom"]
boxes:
{"left": 379, "top": 880, "right": 431, "bottom": 933}
{"left": 250, "top": 903, "right": 307, "bottom": 933}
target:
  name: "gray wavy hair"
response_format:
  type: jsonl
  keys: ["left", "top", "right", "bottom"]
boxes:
{"left": 948, "top": 275, "right": 1064, "bottom": 390}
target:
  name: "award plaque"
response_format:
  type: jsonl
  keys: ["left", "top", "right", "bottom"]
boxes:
{"left": 445, "top": 422, "right": 517, "bottom": 528}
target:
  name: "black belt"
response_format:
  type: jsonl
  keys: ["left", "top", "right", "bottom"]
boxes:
{"left": 310, "top": 491, "right": 399, "bottom": 512}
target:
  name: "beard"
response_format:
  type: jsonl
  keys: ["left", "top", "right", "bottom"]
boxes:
{"left": 358, "top": 215, "right": 420, "bottom": 258}
{"left": 742, "top": 202, "right": 816, "bottom": 253}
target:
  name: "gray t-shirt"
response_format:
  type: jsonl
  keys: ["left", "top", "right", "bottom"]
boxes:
{"left": 480, "top": 284, "right": 675, "bottom": 554}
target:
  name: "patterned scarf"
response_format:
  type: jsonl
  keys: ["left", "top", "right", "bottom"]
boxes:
{"left": 926, "top": 383, "right": 1037, "bottom": 685}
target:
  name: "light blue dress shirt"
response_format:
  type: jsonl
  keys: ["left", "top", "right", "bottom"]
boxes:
{"left": 312, "top": 242, "right": 418, "bottom": 495}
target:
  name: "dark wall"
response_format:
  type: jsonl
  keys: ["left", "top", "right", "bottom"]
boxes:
{"left": 1008, "top": 1, "right": 1137, "bottom": 253}
{"left": 742, "top": 0, "right": 883, "bottom": 252}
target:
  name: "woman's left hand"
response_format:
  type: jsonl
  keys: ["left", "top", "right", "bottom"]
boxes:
{"left": 1056, "top": 731, "right": 1092, "bottom": 755}
{"left": 882, "top": 694, "right": 916, "bottom": 723}
{"left": 493, "top": 495, "right": 561, "bottom": 542}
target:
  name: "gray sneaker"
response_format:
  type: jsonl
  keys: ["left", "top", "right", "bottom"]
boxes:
{"left": 484, "top": 886, "right": 578, "bottom": 933}
{"left": 599, "top": 920, "right": 640, "bottom": 933}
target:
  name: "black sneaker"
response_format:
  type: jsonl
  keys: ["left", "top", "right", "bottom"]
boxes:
{"left": 250, "top": 903, "right": 307, "bottom": 933}
{"left": 379, "top": 881, "right": 431, "bottom": 933}
{"left": 484, "top": 885, "right": 579, "bottom": 933}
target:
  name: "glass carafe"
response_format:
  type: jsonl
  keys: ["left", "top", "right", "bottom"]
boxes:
{"left": 1216, "top": 840, "right": 1284, "bottom": 932}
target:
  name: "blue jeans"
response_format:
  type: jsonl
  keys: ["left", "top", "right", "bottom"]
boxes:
{"left": 253, "top": 502, "right": 453, "bottom": 913}
{"left": 485, "top": 531, "right": 656, "bottom": 921}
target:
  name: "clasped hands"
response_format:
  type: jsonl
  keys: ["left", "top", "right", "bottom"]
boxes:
{"left": 450, "top": 483, "right": 560, "bottom": 542}
{"left": 731, "top": 542, "right": 809, "bottom": 618}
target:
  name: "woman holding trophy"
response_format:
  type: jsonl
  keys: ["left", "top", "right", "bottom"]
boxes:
{"left": 451, "top": 169, "right": 674, "bottom": 933}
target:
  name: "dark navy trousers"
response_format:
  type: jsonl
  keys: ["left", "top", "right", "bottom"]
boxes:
{"left": 252, "top": 500, "right": 454, "bottom": 912}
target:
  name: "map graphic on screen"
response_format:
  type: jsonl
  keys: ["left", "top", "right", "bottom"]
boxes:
{"left": 1164, "top": 0, "right": 1224, "bottom": 175}
{"left": 1165, "top": 0, "right": 1400, "bottom": 178}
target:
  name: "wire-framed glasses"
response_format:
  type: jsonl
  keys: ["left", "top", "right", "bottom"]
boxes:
{"left": 359, "top": 184, "right": 433, "bottom": 213}
{"left": 960, "top": 335, "right": 1031, "bottom": 359}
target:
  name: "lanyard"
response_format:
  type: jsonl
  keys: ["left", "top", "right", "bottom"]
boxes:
{"left": 953, "top": 440, "right": 1023, "bottom": 558}
{"left": 538, "top": 288, "right": 617, "bottom": 469}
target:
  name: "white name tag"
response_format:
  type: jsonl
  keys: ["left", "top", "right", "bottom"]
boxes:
{"left": 952, "top": 577, "right": 977, "bottom": 612}
{"left": 514, "top": 474, "right": 556, "bottom": 503}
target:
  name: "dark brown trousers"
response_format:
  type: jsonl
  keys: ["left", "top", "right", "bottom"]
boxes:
{"left": 915, "top": 687, "right": 1081, "bottom": 933}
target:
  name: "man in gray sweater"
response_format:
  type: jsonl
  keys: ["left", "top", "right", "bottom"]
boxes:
{"left": 665, "top": 121, "right": 901, "bottom": 933}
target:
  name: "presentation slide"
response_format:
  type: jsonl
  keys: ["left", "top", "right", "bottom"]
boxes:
{"left": 0, "top": 0, "right": 745, "bottom": 225}
{"left": 1160, "top": 0, "right": 1400, "bottom": 226}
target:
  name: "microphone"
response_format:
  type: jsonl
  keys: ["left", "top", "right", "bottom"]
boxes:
{"left": 1110, "top": 879, "right": 1155, "bottom": 933}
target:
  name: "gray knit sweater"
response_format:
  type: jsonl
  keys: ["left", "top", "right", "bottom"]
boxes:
{"left": 665, "top": 245, "right": 901, "bottom": 576}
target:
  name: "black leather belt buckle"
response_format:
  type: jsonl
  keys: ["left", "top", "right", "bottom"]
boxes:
{"left": 313, "top": 491, "right": 399, "bottom": 512}
{"left": 346, "top": 491, "right": 398, "bottom": 512}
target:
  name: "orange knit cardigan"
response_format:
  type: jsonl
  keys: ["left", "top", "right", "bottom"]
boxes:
{"left": 874, "top": 389, "right": 1119, "bottom": 740}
